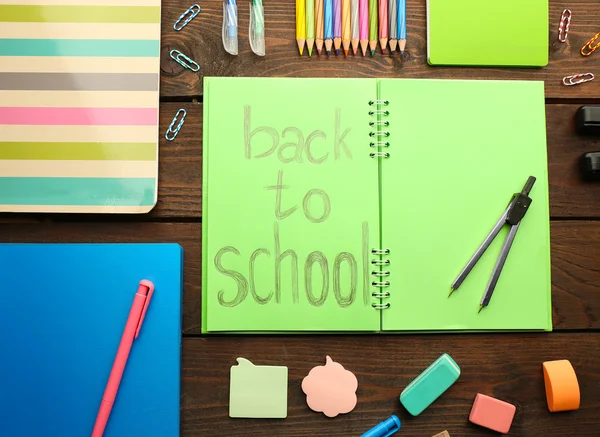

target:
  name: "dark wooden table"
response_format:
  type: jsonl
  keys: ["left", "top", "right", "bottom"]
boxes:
{"left": 3, "top": 1, "right": 600, "bottom": 435}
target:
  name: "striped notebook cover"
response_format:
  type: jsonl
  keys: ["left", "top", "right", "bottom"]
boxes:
{"left": 0, "top": 1, "right": 161, "bottom": 213}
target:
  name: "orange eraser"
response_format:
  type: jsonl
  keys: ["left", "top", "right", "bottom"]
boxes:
{"left": 469, "top": 393, "right": 516, "bottom": 434}
{"left": 543, "top": 360, "right": 580, "bottom": 412}
{"left": 432, "top": 431, "right": 450, "bottom": 437}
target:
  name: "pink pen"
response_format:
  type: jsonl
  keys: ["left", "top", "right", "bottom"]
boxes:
{"left": 91, "top": 280, "right": 154, "bottom": 437}
{"left": 359, "top": 0, "right": 368, "bottom": 56}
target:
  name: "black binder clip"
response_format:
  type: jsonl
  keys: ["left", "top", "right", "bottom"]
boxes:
{"left": 449, "top": 176, "right": 536, "bottom": 312}
{"left": 576, "top": 106, "right": 600, "bottom": 135}
{"left": 580, "top": 152, "right": 600, "bottom": 181}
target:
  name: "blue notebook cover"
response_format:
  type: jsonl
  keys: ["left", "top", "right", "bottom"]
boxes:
{"left": 0, "top": 243, "right": 183, "bottom": 437}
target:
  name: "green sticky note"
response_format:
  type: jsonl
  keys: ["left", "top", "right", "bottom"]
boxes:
{"left": 229, "top": 358, "right": 288, "bottom": 418}
{"left": 427, "top": 0, "right": 548, "bottom": 67}
{"left": 202, "top": 77, "right": 380, "bottom": 333}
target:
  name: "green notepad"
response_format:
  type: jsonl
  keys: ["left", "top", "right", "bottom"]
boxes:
{"left": 426, "top": 0, "right": 549, "bottom": 67}
{"left": 202, "top": 77, "right": 551, "bottom": 333}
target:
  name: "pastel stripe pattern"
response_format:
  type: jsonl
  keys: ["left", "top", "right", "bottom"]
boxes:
{"left": 0, "top": 6, "right": 160, "bottom": 23}
{"left": 0, "top": 91, "right": 160, "bottom": 107}
{"left": 0, "top": 57, "right": 160, "bottom": 73}
{"left": 0, "top": 0, "right": 160, "bottom": 213}
{"left": 0, "top": 142, "right": 156, "bottom": 160}
{"left": 0, "top": 178, "right": 156, "bottom": 206}
{"left": 0, "top": 73, "right": 159, "bottom": 91}
{"left": 0, "top": 39, "right": 160, "bottom": 57}
{"left": 0, "top": 0, "right": 160, "bottom": 6}
{"left": 0, "top": 23, "right": 160, "bottom": 39}
{"left": 0, "top": 107, "right": 158, "bottom": 125}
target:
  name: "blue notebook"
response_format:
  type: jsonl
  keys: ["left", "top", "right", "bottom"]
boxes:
{"left": 0, "top": 243, "right": 183, "bottom": 437}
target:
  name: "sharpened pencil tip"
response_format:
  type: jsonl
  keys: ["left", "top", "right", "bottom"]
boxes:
{"left": 344, "top": 50, "right": 348, "bottom": 57}
{"left": 400, "top": 49, "right": 405, "bottom": 55}
{"left": 297, "top": 38, "right": 306, "bottom": 56}
{"left": 308, "top": 48, "right": 312, "bottom": 57}
{"left": 335, "top": 49, "right": 340, "bottom": 56}
{"left": 478, "top": 305, "right": 484, "bottom": 314}
{"left": 326, "top": 50, "right": 331, "bottom": 56}
{"left": 370, "top": 50, "right": 375, "bottom": 56}
{"left": 317, "top": 49, "right": 322, "bottom": 55}
{"left": 448, "top": 288, "right": 455, "bottom": 298}
{"left": 381, "top": 48, "right": 386, "bottom": 54}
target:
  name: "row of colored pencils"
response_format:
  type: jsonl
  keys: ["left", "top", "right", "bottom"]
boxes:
{"left": 296, "top": 0, "right": 406, "bottom": 56}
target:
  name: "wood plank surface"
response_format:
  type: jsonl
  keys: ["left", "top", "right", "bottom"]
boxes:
{"left": 159, "top": 0, "right": 600, "bottom": 99}
{"left": 0, "top": 220, "right": 597, "bottom": 333}
{"left": 182, "top": 332, "right": 600, "bottom": 436}
{"left": 155, "top": 102, "right": 203, "bottom": 218}
{"left": 4, "top": 1, "right": 600, "bottom": 436}
{"left": 550, "top": 221, "right": 600, "bottom": 330}
{"left": 151, "top": 103, "right": 600, "bottom": 219}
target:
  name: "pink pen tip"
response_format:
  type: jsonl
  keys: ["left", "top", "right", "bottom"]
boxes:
{"left": 135, "top": 281, "right": 154, "bottom": 338}
{"left": 139, "top": 279, "right": 154, "bottom": 292}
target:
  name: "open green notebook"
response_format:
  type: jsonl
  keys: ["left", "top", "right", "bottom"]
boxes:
{"left": 202, "top": 77, "right": 551, "bottom": 333}
{"left": 427, "top": 0, "right": 549, "bottom": 67}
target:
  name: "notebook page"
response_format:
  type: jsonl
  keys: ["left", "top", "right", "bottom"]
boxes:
{"left": 202, "top": 77, "right": 380, "bottom": 332}
{"left": 378, "top": 79, "right": 551, "bottom": 331}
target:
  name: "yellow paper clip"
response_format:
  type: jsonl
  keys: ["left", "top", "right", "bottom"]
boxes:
{"left": 562, "top": 73, "right": 594, "bottom": 86}
{"left": 581, "top": 32, "right": 600, "bottom": 56}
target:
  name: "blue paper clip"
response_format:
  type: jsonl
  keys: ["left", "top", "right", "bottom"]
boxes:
{"left": 174, "top": 4, "right": 201, "bottom": 31}
{"left": 169, "top": 49, "right": 200, "bottom": 72}
{"left": 165, "top": 109, "right": 187, "bottom": 141}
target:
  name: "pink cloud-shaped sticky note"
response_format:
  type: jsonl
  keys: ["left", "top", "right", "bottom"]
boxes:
{"left": 301, "top": 356, "right": 358, "bottom": 417}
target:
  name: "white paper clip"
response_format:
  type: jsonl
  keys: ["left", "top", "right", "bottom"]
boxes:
{"left": 562, "top": 73, "right": 594, "bottom": 86}
{"left": 165, "top": 109, "right": 187, "bottom": 141}
{"left": 169, "top": 49, "right": 200, "bottom": 72}
{"left": 174, "top": 4, "right": 201, "bottom": 31}
{"left": 558, "top": 9, "right": 572, "bottom": 43}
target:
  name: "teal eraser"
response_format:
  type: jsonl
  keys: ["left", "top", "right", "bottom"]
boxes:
{"left": 400, "top": 353, "right": 460, "bottom": 416}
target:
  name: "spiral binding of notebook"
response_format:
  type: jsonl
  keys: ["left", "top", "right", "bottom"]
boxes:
{"left": 369, "top": 99, "right": 391, "bottom": 310}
